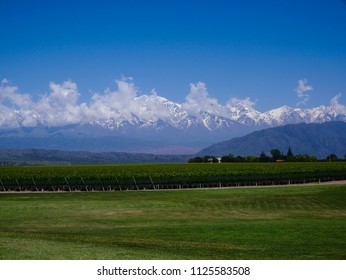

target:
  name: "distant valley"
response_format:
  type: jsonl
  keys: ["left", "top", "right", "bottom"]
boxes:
{"left": 1, "top": 121, "right": 345, "bottom": 165}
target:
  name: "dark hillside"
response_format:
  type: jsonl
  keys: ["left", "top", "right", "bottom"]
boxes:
{"left": 198, "top": 121, "right": 346, "bottom": 158}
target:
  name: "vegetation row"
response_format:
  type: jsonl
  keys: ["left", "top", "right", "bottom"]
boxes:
{"left": 189, "top": 147, "right": 346, "bottom": 163}
{"left": 0, "top": 162, "right": 345, "bottom": 191}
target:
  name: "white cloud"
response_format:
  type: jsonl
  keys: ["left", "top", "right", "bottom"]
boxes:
{"left": 1, "top": 78, "right": 9, "bottom": 85}
{"left": 0, "top": 83, "right": 32, "bottom": 108}
{"left": 87, "top": 78, "right": 186, "bottom": 126}
{"left": 48, "top": 81, "right": 80, "bottom": 106}
{"left": 34, "top": 80, "right": 86, "bottom": 126}
{"left": 296, "top": 79, "right": 313, "bottom": 105}
{"left": 1, "top": 77, "right": 346, "bottom": 129}
{"left": 0, "top": 80, "right": 88, "bottom": 127}
{"left": 87, "top": 77, "right": 139, "bottom": 121}
{"left": 228, "top": 97, "right": 256, "bottom": 108}
{"left": 330, "top": 93, "right": 346, "bottom": 114}
{"left": 182, "top": 82, "right": 221, "bottom": 114}
{"left": 0, "top": 81, "right": 36, "bottom": 128}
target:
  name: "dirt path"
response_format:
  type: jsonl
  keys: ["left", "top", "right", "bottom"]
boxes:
{"left": 152, "top": 179, "right": 346, "bottom": 192}
{"left": 219, "top": 179, "right": 346, "bottom": 190}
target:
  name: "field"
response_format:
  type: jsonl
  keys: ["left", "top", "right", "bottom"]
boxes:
{"left": 1, "top": 162, "right": 346, "bottom": 191}
{"left": 0, "top": 184, "right": 345, "bottom": 259}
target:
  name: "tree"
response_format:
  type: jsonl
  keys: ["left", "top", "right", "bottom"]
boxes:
{"left": 203, "top": 156, "right": 218, "bottom": 163}
{"left": 327, "top": 154, "right": 338, "bottom": 162}
{"left": 245, "top": 155, "right": 258, "bottom": 162}
{"left": 259, "top": 152, "right": 271, "bottom": 162}
{"left": 286, "top": 146, "right": 294, "bottom": 161}
{"left": 188, "top": 156, "right": 203, "bottom": 163}
{"left": 295, "top": 154, "right": 317, "bottom": 162}
{"left": 234, "top": 156, "right": 245, "bottom": 162}
{"left": 270, "top": 149, "right": 282, "bottom": 161}
{"left": 221, "top": 154, "right": 235, "bottom": 162}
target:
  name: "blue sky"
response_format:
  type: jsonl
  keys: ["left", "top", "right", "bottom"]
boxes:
{"left": 1, "top": 0, "right": 346, "bottom": 111}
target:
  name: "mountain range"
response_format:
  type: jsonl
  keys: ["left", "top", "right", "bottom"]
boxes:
{"left": 1, "top": 121, "right": 345, "bottom": 164}
{"left": 1, "top": 90, "right": 346, "bottom": 154}
{"left": 198, "top": 121, "right": 346, "bottom": 159}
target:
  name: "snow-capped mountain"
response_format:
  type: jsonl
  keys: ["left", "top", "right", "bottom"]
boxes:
{"left": 87, "top": 99, "right": 346, "bottom": 133}
{"left": 1, "top": 79, "right": 346, "bottom": 154}
{"left": 1, "top": 96, "right": 346, "bottom": 154}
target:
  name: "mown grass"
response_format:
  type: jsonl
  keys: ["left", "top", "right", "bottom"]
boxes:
{"left": 0, "top": 185, "right": 345, "bottom": 259}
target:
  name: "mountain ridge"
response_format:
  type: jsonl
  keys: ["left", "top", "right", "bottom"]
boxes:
{"left": 1, "top": 84, "right": 346, "bottom": 153}
{"left": 198, "top": 121, "right": 346, "bottom": 159}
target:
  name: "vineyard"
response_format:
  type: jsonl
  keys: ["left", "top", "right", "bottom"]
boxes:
{"left": 0, "top": 162, "right": 345, "bottom": 191}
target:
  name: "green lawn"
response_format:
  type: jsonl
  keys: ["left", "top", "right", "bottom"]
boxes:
{"left": 0, "top": 184, "right": 345, "bottom": 259}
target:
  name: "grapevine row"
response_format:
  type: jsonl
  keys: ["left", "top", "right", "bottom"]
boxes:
{"left": 0, "top": 162, "right": 345, "bottom": 192}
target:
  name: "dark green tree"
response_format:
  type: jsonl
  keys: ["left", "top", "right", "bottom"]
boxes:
{"left": 245, "top": 155, "right": 258, "bottom": 162}
{"left": 327, "top": 154, "right": 338, "bottom": 162}
{"left": 221, "top": 154, "right": 235, "bottom": 162}
{"left": 287, "top": 146, "right": 293, "bottom": 156}
{"left": 270, "top": 149, "right": 282, "bottom": 161}
{"left": 259, "top": 152, "right": 271, "bottom": 162}
{"left": 188, "top": 156, "right": 204, "bottom": 163}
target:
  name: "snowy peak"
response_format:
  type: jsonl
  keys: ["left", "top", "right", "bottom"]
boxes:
{"left": 2, "top": 79, "right": 346, "bottom": 154}
{"left": 263, "top": 105, "right": 346, "bottom": 126}
{"left": 228, "top": 105, "right": 263, "bottom": 126}
{"left": 89, "top": 98, "right": 346, "bottom": 133}
{"left": 1, "top": 78, "right": 346, "bottom": 133}
{"left": 263, "top": 106, "right": 308, "bottom": 125}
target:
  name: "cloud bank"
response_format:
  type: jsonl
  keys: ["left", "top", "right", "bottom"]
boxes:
{"left": 330, "top": 93, "right": 346, "bottom": 115}
{"left": 182, "top": 82, "right": 221, "bottom": 114}
{"left": 0, "top": 77, "right": 345, "bottom": 129}
{"left": 296, "top": 79, "right": 313, "bottom": 105}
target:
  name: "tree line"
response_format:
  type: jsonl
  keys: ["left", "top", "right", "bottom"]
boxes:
{"left": 188, "top": 147, "right": 346, "bottom": 163}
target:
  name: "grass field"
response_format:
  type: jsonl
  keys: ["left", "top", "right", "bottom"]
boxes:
{"left": 0, "top": 184, "right": 345, "bottom": 260}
